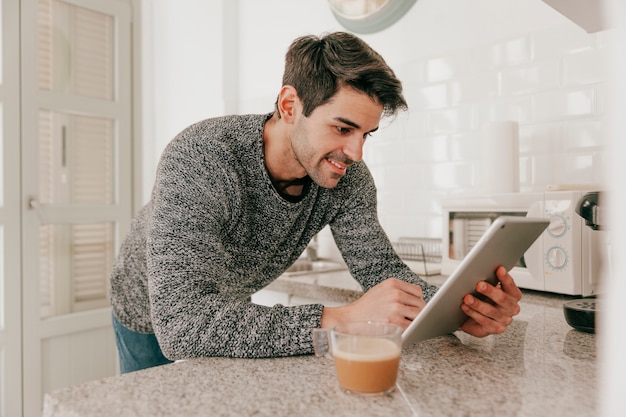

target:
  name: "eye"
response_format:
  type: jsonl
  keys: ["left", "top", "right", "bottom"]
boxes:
{"left": 336, "top": 126, "right": 352, "bottom": 135}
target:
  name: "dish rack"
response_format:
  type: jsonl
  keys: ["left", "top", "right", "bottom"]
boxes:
{"left": 392, "top": 237, "right": 442, "bottom": 276}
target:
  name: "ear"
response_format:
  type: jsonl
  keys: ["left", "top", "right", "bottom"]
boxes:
{"left": 276, "top": 85, "right": 300, "bottom": 123}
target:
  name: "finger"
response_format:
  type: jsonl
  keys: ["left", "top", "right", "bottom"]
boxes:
{"left": 356, "top": 279, "right": 426, "bottom": 327}
{"left": 398, "top": 290, "right": 426, "bottom": 309}
{"left": 385, "top": 278, "right": 424, "bottom": 299}
{"left": 461, "top": 301, "right": 508, "bottom": 335}
{"left": 474, "top": 279, "right": 521, "bottom": 317}
{"left": 496, "top": 267, "right": 522, "bottom": 301}
{"left": 386, "top": 291, "right": 425, "bottom": 320}
{"left": 386, "top": 293, "right": 426, "bottom": 325}
{"left": 376, "top": 299, "right": 422, "bottom": 329}
{"left": 460, "top": 318, "right": 492, "bottom": 338}
{"left": 464, "top": 292, "right": 514, "bottom": 326}
{"left": 379, "top": 278, "right": 425, "bottom": 308}
{"left": 396, "top": 305, "right": 424, "bottom": 326}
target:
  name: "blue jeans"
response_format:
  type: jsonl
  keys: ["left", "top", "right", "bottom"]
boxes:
{"left": 112, "top": 314, "right": 173, "bottom": 373}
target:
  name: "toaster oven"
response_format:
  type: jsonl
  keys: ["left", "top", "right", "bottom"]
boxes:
{"left": 441, "top": 190, "right": 602, "bottom": 296}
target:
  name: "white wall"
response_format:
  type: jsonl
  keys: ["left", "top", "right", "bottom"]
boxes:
{"left": 234, "top": 0, "right": 610, "bottom": 241}
{"left": 141, "top": 0, "right": 228, "bottom": 201}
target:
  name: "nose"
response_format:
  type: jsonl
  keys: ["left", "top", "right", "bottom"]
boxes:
{"left": 342, "top": 136, "right": 364, "bottom": 163}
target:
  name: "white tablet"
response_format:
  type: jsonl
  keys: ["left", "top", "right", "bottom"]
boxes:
{"left": 402, "top": 216, "right": 549, "bottom": 345}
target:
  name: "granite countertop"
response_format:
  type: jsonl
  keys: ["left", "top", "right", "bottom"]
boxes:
{"left": 43, "top": 270, "right": 597, "bottom": 417}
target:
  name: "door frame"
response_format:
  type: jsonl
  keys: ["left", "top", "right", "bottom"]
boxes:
{"left": 1, "top": 0, "right": 23, "bottom": 415}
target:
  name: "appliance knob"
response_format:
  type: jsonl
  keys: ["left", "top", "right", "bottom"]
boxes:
{"left": 547, "top": 246, "right": 568, "bottom": 269}
{"left": 547, "top": 214, "right": 567, "bottom": 237}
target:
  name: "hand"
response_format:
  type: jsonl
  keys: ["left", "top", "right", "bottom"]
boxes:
{"left": 321, "top": 278, "right": 425, "bottom": 329}
{"left": 459, "top": 266, "right": 522, "bottom": 337}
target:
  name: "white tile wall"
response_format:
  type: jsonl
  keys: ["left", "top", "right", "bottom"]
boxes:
{"left": 230, "top": 0, "right": 614, "bottom": 244}
{"left": 365, "top": 23, "right": 612, "bottom": 241}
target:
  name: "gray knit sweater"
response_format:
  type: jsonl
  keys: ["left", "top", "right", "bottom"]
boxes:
{"left": 110, "top": 113, "right": 437, "bottom": 360}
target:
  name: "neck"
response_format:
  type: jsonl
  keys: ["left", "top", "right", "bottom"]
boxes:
{"left": 263, "top": 112, "right": 307, "bottom": 185}
{"left": 272, "top": 176, "right": 311, "bottom": 197}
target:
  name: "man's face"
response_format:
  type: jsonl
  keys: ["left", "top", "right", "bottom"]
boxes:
{"left": 291, "top": 87, "right": 383, "bottom": 189}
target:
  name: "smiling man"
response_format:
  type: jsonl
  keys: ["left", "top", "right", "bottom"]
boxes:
{"left": 110, "top": 32, "right": 522, "bottom": 373}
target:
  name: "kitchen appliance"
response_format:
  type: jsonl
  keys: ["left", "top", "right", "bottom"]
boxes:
{"left": 563, "top": 191, "right": 604, "bottom": 333}
{"left": 441, "top": 189, "right": 602, "bottom": 296}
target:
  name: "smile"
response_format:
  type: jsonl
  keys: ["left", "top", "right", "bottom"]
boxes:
{"left": 326, "top": 158, "right": 348, "bottom": 175}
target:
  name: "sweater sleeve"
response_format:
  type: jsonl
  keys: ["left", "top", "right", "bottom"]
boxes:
{"left": 147, "top": 139, "right": 323, "bottom": 360}
{"left": 329, "top": 164, "right": 439, "bottom": 302}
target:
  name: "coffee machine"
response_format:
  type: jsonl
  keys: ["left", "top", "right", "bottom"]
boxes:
{"left": 563, "top": 191, "right": 605, "bottom": 332}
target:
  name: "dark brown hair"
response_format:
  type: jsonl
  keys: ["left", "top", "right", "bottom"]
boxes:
{"left": 277, "top": 32, "right": 407, "bottom": 117}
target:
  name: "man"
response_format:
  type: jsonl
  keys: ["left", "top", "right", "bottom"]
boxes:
{"left": 110, "top": 32, "right": 522, "bottom": 373}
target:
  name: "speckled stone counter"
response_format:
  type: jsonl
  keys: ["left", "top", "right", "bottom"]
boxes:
{"left": 43, "top": 273, "right": 597, "bottom": 417}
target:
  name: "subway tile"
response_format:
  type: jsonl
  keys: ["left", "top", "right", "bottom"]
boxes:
{"left": 377, "top": 189, "right": 405, "bottom": 214}
{"left": 398, "top": 109, "right": 427, "bottom": 137}
{"left": 426, "top": 109, "right": 459, "bottom": 134}
{"left": 553, "top": 154, "right": 597, "bottom": 185}
{"left": 532, "top": 23, "right": 595, "bottom": 60}
{"left": 380, "top": 111, "right": 411, "bottom": 140}
{"left": 529, "top": 155, "right": 559, "bottom": 187}
{"left": 385, "top": 213, "right": 442, "bottom": 241}
{"left": 519, "top": 155, "right": 531, "bottom": 188}
{"left": 563, "top": 48, "right": 608, "bottom": 86}
{"left": 396, "top": 60, "right": 427, "bottom": 87}
{"left": 450, "top": 71, "right": 500, "bottom": 105}
{"left": 426, "top": 216, "right": 444, "bottom": 239}
{"left": 404, "top": 189, "right": 448, "bottom": 215}
{"left": 475, "top": 97, "right": 531, "bottom": 125}
{"left": 502, "top": 36, "right": 532, "bottom": 66}
{"left": 426, "top": 106, "right": 474, "bottom": 134}
{"left": 449, "top": 131, "right": 482, "bottom": 161}
{"left": 394, "top": 163, "right": 431, "bottom": 189}
{"left": 529, "top": 153, "right": 598, "bottom": 188}
{"left": 404, "top": 135, "right": 449, "bottom": 162}
{"left": 383, "top": 213, "right": 444, "bottom": 240}
{"left": 364, "top": 139, "right": 404, "bottom": 166}
{"left": 501, "top": 59, "right": 560, "bottom": 96}
{"left": 385, "top": 164, "right": 426, "bottom": 191}
{"left": 413, "top": 83, "right": 449, "bottom": 110}
{"left": 518, "top": 122, "right": 562, "bottom": 154}
{"left": 425, "top": 51, "right": 473, "bottom": 83}
{"left": 426, "top": 57, "right": 456, "bottom": 83}
{"left": 474, "top": 35, "right": 531, "bottom": 70}
{"left": 375, "top": 128, "right": 404, "bottom": 149}
{"left": 563, "top": 119, "right": 605, "bottom": 150}
{"left": 592, "top": 152, "right": 608, "bottom": 186}
{"left": 594, "top": 82, "right": 609, "bottom": 114}
{"left": 378, "top": 214, "right": 429, "bottom": 241}
{"left": 531, "top": 88, "right": 595, "bottom": 122}
{"left": 428, "top": 161, "right": 477, "bottom": 190}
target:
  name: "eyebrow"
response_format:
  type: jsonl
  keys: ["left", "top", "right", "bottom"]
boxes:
{"left": 334, "top": 117, "right": 379, "bottom": 133}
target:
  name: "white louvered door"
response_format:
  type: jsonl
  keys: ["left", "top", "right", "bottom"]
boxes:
{"left": 20, "top": 0, "right": 132, "bottom": 415}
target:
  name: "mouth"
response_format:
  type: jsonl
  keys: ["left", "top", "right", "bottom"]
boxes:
{"left": 325, "top": 157, "right": 349, "bottom": 175}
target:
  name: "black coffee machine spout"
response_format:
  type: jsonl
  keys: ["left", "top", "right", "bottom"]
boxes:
{"left": 575, "top": 191, "right": 603, "bottom": 231}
